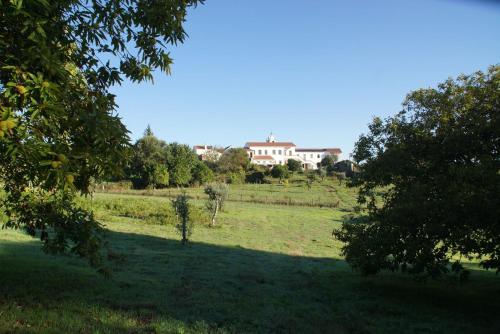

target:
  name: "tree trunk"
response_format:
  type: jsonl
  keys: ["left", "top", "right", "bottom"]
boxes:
{"left": 182, "top": 218, "right": 187, "bottom": 244}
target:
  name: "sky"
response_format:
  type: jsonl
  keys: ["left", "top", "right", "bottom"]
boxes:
{"left": 111, "top": 0, "right": 500, "bottom": 157}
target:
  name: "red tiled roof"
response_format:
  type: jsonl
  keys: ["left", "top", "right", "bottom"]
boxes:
{"left": 245, "top": 142, "right": 296, "bottom": 147}
{"left": 295, "top": 148, "right": 342, "bottom": 154}
{"left": 253, "top": 155, "right": 274, "bottom": 160}
{"left": 194, "top": 145, "right": 214, "bottom": 149}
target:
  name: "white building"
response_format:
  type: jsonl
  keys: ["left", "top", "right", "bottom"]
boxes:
{"left": 193, "top": 145, "right": 225, "bottom": 161}
{"left": 244, "top": 134, "right": 341, "bottom": 170}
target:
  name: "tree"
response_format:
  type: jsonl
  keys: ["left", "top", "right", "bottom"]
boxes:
{"left": 147, "top": 164, "right": 169, "bottom": 189}
{"left": 165, "top": 143, "right": 198, "bottom": 186}
{"left": 217, "top": 148, "right": 250, "bottom": 173}
{"left": 271, "top": 165, "right": 289, "bottom": 183}
{"left": 205, "top": 183, "right": 229, "bottom": 227}
{"left": 286, "top": 159, "right": 302, "bottom": 173}
{"left": 317, "top": 166, "right": 327, "bottom": 181}
{"left": 321, "top": 155, "right": 338, "bottom": 175}
{"left": 334, "top": 66, "right": 500, "bottom": 279}
{"left": 0, "top": 0, "right": 202, "bottom": 266}
{"left": 172, "top": 193, "right": 192, "bottom": 245}
{"left": 192, "top": 161, "right": 214, "bottom": 185}
{"left": 306, "top": 172, "right": 316, "bottom": 190}
{"left": 128, "top": 127, "right": 168, "bottom": 189}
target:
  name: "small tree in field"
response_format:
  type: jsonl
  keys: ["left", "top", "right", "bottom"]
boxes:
{"left": 286, "top": 159, "right": 302, "bottom": 173}
{"left": 271, "top": 165, "right": 289, "bottom": 183}
{"left": 172, "top": 193, "right": 192, "bottom": 245}
{"left": 205, "top": 183, "right": 229, "bottom": 227}
{"left": 306, "top": 172, "right": 316, "bottom": 190}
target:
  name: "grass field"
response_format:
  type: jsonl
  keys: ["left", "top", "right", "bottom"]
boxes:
{"left": 1, "top": 183, "right": 499, "bottom": 333}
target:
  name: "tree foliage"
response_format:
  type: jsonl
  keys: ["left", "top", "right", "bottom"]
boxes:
{"left": 204, "top": 182, "right": 229, "bottom": 227}
{"left": 192, "top": 161, "right": 214, "bottom": 185}
{"left": 217, "top": 148, "right": 250, "bottom": 173}
{"left": 165, "top": 143, "right": 199, "bottom": 186}
{"left": 334, "top": 66, "right": 500, "bottom": 279}
{"left": 271, "top": 165, "right": 289, "bottom": 182}
{"left": 286, "top": 159, "right": 302, "bottom": 173}
{"left": 128, "top": 127, "right": 168, "bottom": 189}
{"left": 172, "top": 193, "right": 192, "bottom": 244}
{"left": 0, "top": 0, "right": 202, "bottom": 265}
{"left": 321, "top": 155, "right": 338, "bottom": 175}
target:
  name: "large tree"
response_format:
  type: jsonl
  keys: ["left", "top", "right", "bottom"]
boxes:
{"left": 334, "top": 66, "right": 500, "bottom": 279}
{"left": 0, "top": 0, "right": 202, "bottom": 266}
{"left": 217, "top": 148, "right": 250, "bottom": 173}
{"left": 165, "top": 143, "right": 198, "bottom": 186}
{"left": 128, "top": 127, "right": 169, "bottom": 189}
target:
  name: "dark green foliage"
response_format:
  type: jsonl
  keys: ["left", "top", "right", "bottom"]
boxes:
{"left": 271, "top": 165, "right": 289, "bottom": 182}
{"left": 128, "top": 128, "right": 168, "bottom": 189}
{"left": 0, "top": 0, "right": 202, "bottom": 265}
{"left": 246, "top": 170, "right": 266, "bottom": 184}
{"left": 165, "top": 143, "right": 199, "bottom": 186}
{"left": 321, "top": 155, "right": 338, "bottom": 175}
{"left": 286, "top": 159, "right": 302, "bottom": 173}
{"left": 217, "top": 148, "right": 250, "bottom": 173}
{"left": 334, "top": 66, "right": 500, "bottom": 278}
{"left": 172, "top": 193, "right": 192, "bottom": 244}
{"left": 2, "top": 190, "right": 104, "bottom": 269}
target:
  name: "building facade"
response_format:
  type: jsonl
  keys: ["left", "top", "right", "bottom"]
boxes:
{"left": 244, "top": 134, "right": 341, "bottom": 170}
{"left": 193, "top": 145, "right": 224, "bottom": 161}
{"left": 194, "top": 134, "right": 342, "bottom": 170}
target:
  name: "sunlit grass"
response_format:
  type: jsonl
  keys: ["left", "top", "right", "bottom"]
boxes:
{"left": 0, "top": 183, "right": 499, "bottom": 333}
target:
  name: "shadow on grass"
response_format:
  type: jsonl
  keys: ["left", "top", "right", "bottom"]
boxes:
{"left": 1, "top": 229, "right": 500, "bottom": 334}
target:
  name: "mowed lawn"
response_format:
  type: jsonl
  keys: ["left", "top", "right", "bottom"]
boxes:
{"left": 1, "top": 187, "right": 500, "bottom": 333}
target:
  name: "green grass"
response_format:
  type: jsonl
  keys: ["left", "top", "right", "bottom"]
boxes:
{"left": 95, "top": 177, "right": 360, "bottom": 210}
{"left": 1, "top": 185, "right": 499, "bottom": 333}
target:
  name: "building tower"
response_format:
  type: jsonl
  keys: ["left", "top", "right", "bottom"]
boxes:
{"left": 266, "top": 132, "right": 276, "bottom": 143}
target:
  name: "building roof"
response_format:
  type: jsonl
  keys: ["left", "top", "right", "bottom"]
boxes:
{"left": 194, "top": 145, "right": 225, "bottom": 153}
{"left": 245, "top": 142, "right": 296, "bottom": 147}
{"left": 253, "top": 155, "right": 275, "bottom": 160}
{"left": 295, "top": 148, "right": 342, "bottom": 154}
{"left": 194, "top": 145, "right": 214, "bottom": 149}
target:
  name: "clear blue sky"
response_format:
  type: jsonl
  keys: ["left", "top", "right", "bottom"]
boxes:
{"left": 112, "top": 0, "right": 500, "bottom": 156}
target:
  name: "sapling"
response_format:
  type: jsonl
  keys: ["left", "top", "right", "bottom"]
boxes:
{"left": 172, "top": 193, "right": 192, "bottom": 244}
{"left": 204, "top": 183, "right": 229, "bottom": 227}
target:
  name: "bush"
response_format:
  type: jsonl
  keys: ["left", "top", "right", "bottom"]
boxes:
{"left": 246, "top": 170, "right": 266, "bottom": 184}
{"left": 286, "top": 159, "right": 302, "bottom": 173}
{"left": 271, "top": 165, "right": 289, "bottom": 182}
{"left": 226, "top": 171, "right": 245, "bottom": 184}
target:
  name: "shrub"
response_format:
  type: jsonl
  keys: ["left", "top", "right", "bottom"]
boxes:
{"left": 246, "top": 170, "right": 265, "bottom": 184}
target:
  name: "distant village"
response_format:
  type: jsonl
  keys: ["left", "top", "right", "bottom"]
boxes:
{"left": 194, "top": 133, "right": 343, "bottom": 171}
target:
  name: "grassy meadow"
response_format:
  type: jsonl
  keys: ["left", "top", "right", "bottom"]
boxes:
{"left": 1, "top": 181, "right": 499, "bottom": 333}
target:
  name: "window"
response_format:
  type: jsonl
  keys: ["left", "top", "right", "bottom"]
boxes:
{"left": 303, "top": 154, "right": 306, "bottom": 158}
{"left": 265, "top": 150, "right": 268, "bottom": 155}
{"left": 258, "top": 150, "right": 262, "bottom": 155}
{"left": 289, "top": 151, "right": 292, "bottom": 156}
{"left": 310, "top": 154, "right": 313, "bottom": 158}
{"left": 272, "top": 150, "right": 276, "bottom": 155}
{"left": 317, "top": 154, "right": 320, "bottom": 158}
{"left": 278, "top": 150, "right": 282, "bottom": 155}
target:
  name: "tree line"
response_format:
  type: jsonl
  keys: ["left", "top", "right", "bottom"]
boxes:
{"left": 124, "top": 126, "right": 352, "bottom": 189}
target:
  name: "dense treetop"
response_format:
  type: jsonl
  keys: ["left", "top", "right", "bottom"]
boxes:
{"left": 335, "top": 65, "right": 500, "bottom": 279}
{"left": 0, "top": 0, "right": 202, "bottom": 266}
